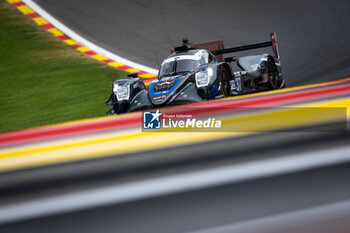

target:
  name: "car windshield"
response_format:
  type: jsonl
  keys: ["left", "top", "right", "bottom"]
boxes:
{"left": 159, "top": 59, "right": 201, "bottom": 77}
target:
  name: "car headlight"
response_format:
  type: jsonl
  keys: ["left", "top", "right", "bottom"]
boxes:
{"left": 195, "top": 68, "right": 213, "bottom": 87}
{"left": 113, "top": 83, "right": 130, "bottom": 101}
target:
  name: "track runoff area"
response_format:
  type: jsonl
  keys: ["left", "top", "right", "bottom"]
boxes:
{"left": 2, "top": 1, "right": 350, "bottom": 176}
{"left": 6, "top": 0, "right": 158, "bottom": 84}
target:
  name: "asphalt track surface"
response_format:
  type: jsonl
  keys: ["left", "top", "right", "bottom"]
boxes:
{"left": 2, "top": 0, "right": 350, "bottom": 232}
{"left": 33, "top": 0, "right": 350, "bottom": 86}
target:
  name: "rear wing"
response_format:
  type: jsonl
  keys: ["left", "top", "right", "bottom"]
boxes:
{"left": 171, "top": 32, "right": 280, "bottom": 62}
{"left": 171, "top": 33, "right": 280, "bottom": 62}
{"left": 212, "top": 32, "right": 280, "bottom": 60}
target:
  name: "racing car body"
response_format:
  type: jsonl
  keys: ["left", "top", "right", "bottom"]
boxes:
{"left": 106, "top": 33, "right": 285, "bottom": 114}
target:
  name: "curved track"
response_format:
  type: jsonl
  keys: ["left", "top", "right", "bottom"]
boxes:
{"left": 34, "top": 0, "right": 350, "bottom": 86}
{"left": 1, "top": 1, "right": 350, "bottom": 232}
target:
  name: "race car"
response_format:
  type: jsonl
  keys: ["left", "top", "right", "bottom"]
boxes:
{"left": 106, "top": 33, "right": 285, "bottom": 114}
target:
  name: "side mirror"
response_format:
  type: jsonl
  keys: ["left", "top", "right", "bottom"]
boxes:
{"left": 224, "top": 56, "right": 237, "bottom": 63}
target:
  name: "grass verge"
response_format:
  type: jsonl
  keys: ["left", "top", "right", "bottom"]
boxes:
{"left": 0, "top": 1, "right": 127, "bottom": 132}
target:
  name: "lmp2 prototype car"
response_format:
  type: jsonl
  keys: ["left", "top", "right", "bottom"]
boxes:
{"left": 106, "top": 33, "right": 285, "bottom": 114}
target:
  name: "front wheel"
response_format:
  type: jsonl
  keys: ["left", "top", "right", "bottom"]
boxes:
{"left": 266, "top": 60, "right": 278, "bottom": 89}
{"left": 219, "top": 69, "right": 231, "bottom": 97}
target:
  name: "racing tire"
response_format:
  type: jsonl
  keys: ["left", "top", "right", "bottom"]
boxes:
{"left": 220, "top": 68, "right": 231, "bottom": 97}
{"left": 266, "top": 59, "right": 278, "bottom": 89}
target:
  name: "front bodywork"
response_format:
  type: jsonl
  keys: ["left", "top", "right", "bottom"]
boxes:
{"left": 106, "top": 63, "right": 226, "bottom": 114}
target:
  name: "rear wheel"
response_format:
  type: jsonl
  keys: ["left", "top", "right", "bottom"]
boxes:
{"left": 219, "top": 69, "right": 231, "bottom": 97}
{"left": 266, "top": 60, "right": 278, "bottom": 89}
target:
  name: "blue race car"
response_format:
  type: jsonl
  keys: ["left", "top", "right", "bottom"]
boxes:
{"left": 106, "top": 33, "right": 285, "bottom": 114}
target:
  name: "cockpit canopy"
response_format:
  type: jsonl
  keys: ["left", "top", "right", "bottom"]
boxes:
{"left": 158, "top": 49, "right": 217, "bottom": 78}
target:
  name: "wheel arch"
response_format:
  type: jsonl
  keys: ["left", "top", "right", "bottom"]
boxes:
{"left": 221, "top": 63, "right": 233, "bottom": 78}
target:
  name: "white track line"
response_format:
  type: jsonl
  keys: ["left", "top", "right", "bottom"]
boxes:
{"left": 22, "top": 0, "right": 159, "bottom": 75}
{"left": 1, "top": 145, "right": 350, "bottom": 224}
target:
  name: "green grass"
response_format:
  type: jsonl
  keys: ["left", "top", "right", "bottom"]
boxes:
{"left": 0, "top": 1, "right": 128, "bottom": 132}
